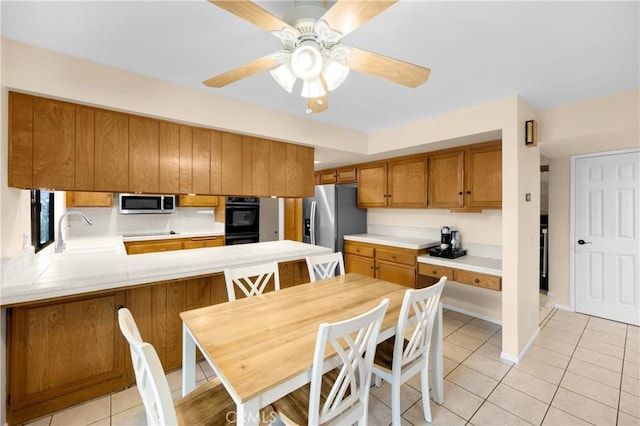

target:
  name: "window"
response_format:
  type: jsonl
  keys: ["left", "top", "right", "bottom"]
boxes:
{"left": 31, "top": 190, "right": 54, "bottom": 252}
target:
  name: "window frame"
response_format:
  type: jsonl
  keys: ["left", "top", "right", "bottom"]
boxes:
{"left": 31, "top": 190, "right": 55, "bottom": 252}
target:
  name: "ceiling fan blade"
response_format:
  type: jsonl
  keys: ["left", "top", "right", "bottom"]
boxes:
{"left": 345, "top": 47, "right": 431, "bottom": 88}
{"left": 320, "top": 0, "right": 397, "bottom": 37}
{"left": 202, "top": 54, "right": 279, "bottom": 88}
{"left": 208, "top": 0, "right": 295, "bottom": 33}
{"left": 306, "top": 77, "right": 329, "bottom": 114}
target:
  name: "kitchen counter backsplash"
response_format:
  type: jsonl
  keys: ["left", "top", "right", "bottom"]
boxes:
{"left": 367, "top": 224, "right": 501, "bottom": 259}
{"left": 66, "top": 205, "right": 224, "bottom": 238}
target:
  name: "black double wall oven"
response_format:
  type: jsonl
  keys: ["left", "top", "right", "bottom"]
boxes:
{"left": 225, "top": 197, "right": 260, "bottom": 245}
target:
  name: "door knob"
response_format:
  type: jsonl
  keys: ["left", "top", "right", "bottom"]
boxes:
{"left": 577, "top": 239, "right": 592, "bottom": 245}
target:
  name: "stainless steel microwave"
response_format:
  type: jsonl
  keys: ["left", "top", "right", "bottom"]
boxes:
{"left": 119, "top": 194, "right": 176, "bottom": 214}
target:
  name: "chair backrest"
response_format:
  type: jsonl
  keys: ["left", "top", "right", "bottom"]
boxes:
{"left": 224, "top": 261, "right": 280, "bottom": 301}
{"left": 308, "top": 298, "right": 389, "bottom": 425}
{"left": 393, "top": 276, "right": 447, "bottom": 372}
{"left": 118, "top": 308, "right": 178, "bottom": 426}
{"left": 306, "top": 252, "right": 346, "bottom": 282}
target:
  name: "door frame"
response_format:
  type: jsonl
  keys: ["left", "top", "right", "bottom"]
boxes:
{"left": 570, "top": 148, "right": 640, "bottom": 314}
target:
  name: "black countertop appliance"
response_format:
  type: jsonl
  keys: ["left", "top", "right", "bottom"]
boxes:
{"left": 429, "top": 226, "right": 467, "bottom": 259}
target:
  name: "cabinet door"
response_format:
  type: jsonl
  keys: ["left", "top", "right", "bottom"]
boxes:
{"left": 192, "top": 128, "right": 211, "bottom": 195}
{"left": 285, "top": 143, "right": 302, "bottom": 197}
{"left": 124, "top": 239, "right": 184, "bottom": 255}
{"left": 221, "top": 132, "right": 243, "bottom": 195}
{"left": 179, "top": 125, "right": 193, "bottom": 194}
{"left": 336, "top": 167, "right": 357, "bottom": 183}
{"left": 158, "top": 121, "right": 180, "bottom": 194}
{"left": 75, "top": 106, "right": 95, "bottom": 190}
{"left": 299, "top": 145, "right": 315, "bottom": 198}
{"left": 345, "top": 253, "right": 375, "bottom": 277}
{"left": 7, "top": 292, "right": 128, "bottom": 425}
{"left": 358, "top": 163, "right": 388, "bottom": 207}
{"left": 320, "top": 169, "right": 337, "bottom": 184}
{"left": 33, "top": 97, "right": 76, "bottom": 189}
{"left": 269, "top": 140, "right": 287, "bottom": 197}
{"left": 465, "top": 142, "right": 502, "bottom": 208}
{"left": 129, "top": 116, "right": 159, "bottom": 193}
{"left": 126, "top": 285, "right": 168, "bottom": 372}
{"left": 388, "top": 157, "right": 427, "bottom": 208}
{"left": 210, "top": 130, "right": 222, "bottom": 194}
{"left": 178, "top": 195, "right": 219, "bottom": 207}
{"left": 9, "top": 92, "right": 34, "bottom": 188}
{"left": 252, "top": 138, "right": 271, "bottom": 196}
{"left": 428, "top": 150, "right": 464, "bottom": 208}
{"left": 376, "top": 260, "right": 416, "bottom": 288}
{"left": 95, "top": 109, "right": 128, "bottom": 192}
{"left": 66, "top": 192, "right": 113, "bottom": 207}
{"left": 278, "top": 260, "right": 311, "bottom": 289}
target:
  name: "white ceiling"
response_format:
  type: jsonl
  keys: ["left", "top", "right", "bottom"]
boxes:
{"left": 2, "top": 0, "right": 639, "bottom": 138}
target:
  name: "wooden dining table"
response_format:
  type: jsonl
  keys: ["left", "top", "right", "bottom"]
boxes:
{"left": 181, "top": 272, "right": 444, "bottom": 426}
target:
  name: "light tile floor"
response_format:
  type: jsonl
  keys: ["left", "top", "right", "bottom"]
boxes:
{"left": 25, "top": 305, "right": 640, "bottom": 426}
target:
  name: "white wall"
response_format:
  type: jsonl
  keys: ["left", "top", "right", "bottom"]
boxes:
{"left": 539, "top": 90, "right": 640, "bottom": 308}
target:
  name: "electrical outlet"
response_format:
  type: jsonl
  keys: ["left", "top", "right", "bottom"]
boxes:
{"left": 23, "top": 233, "right": 30, "bottom": 248}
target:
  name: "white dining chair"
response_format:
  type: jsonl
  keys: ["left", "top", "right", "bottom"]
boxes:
{"left": 371, "top": 276, "right": 447, "bottom": 425}
{"left": 118, "top": 307, "right": 277, "bottom": 425}
{"left": 305, "top": 252, "right": 346, "bottom": 282}
{"left": 224, "top": 261, "right": 281, "bottom": 301}
{"left": 271, "top": 298, "right": 389, "bottom": 426}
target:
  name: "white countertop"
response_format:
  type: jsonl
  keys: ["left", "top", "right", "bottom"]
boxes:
{"left": 417, "top": 254, "right": 502, "bottom": 276}
{"left": 344, "top": 233, "right": 440, "bottom": 250}
{"left": 0, "top": 239, "right": 332, "bottom": 307}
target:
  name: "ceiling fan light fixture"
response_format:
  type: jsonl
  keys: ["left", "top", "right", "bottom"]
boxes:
{"left": 290, "top": 43, "right": 323, "bottom": 80}
{"left": 270, "top": 63, "right": 297, "bottom": 93}
{"left": 322, "top": 58, "right": 350, "bottom": 91}
{"left": 300, "top": 77, "right": 326, "bottom": 98}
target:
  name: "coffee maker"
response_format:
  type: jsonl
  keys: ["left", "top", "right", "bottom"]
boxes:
{"left": 429, "top": 226, "right": 467, "bottom": 258}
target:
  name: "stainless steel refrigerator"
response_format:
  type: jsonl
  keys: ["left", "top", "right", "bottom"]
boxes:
{"left": 303, "top": 184, "right": 367, "bottom": 253}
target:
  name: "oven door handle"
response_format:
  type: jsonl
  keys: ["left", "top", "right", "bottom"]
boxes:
{"left": 310, "top": 200, "right": 317, "bottom": 245}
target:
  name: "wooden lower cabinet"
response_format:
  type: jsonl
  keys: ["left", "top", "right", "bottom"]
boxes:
{"left": 5, "top": 259, "right": 309, "bottom": 424}
{"left": 344, "top": 241, "right": 426, "bottom": 288}
{"left": 6, "top": 291, "right": 128, "bottom": 425}
{"left": 124, "top": 236, "right": 224, "bottom": 254}
{"left": 418, "top": 262, "right": 501, "bottom": 291}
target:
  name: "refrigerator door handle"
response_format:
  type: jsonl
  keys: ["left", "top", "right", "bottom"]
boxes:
{"left": 310, "top": 200, "right": 317, "bottom": 245}
{"left": 542, "top": 228, "right": 548, "bottom": 278}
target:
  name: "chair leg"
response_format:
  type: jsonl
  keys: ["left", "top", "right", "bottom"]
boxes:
{"left": 374, "top": 373, "right": 382, "bottom": 387}
{"left": 421, "top": 365, "right": 432, "bottom": 423}
{"left": 391, "top": 380, "right": 402, "bottom": 426}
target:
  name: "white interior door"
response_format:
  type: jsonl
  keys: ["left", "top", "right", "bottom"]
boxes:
{"left": 574, "top": 150, "right": 639, "bottom": 325}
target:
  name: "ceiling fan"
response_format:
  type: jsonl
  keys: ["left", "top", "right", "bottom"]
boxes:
{"left": 202, "top": 0, "right": 431, "bottom": 114}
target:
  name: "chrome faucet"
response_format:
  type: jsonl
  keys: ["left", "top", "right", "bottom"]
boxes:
{"left": 55, "top": 211, "right": 93, "bottom": 253}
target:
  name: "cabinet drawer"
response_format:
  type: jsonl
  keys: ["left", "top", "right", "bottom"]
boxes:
{"left": 376, "top": 249, "right": 415, "bottom": 266}
{"left": 183, "top": 236, "right": 224, "bottom": 249}
{"left": 418, "top": 263, "right": 454, "bottom": 279}
{"left": 453, "top": 269, "right": 501, "bottom": 291}
{"left": 344, "top": 242, "right": 374, "bottom": 258}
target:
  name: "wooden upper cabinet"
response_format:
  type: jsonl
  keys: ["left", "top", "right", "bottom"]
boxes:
{"left": 178, "top": 195, "right": 219, "bottom": 207}
{"left": 388, "top": 157, "right": 427, "bottom": 208}
{"left": 319, "top": 167, "right": 357, "bottom": 185}
{"left": 428, "top": 149, "right": 465, "bottom": 208}
{"left": 66, "top": 192, "right": 113, "bottom": 208}
{"left": 299, "top": 145, "right": 315, "bottom": 197}
{"left": 241, "top": 136, "right": 253, "bottom": 196}
{"left": 465, "top": 141, "right": 502, "bottom": 208}
{"left": 129, "top": 116, "right": 159, "bottom": 193}
{"left": 358, "top": 163, "right": 388, "bottom": 207}
{"left": 221, "top": 132, "right": 243, "bottom": 195}
{"left": 252, "top": 138, "right": 270, "bottom": 196}
{"left": 33, "top": 97, "right": 76, "bottom": 189}
{"left": 75, "top": 106, "right": 96, "bottom": 190}
{"left": 210, "top": 130, "right": 222, "bottom": 195}
{"left": 269, "top": 140, "right": 287, "bottom": 197}
{"left": 158, "top": 121, "right": 180, "bottom": 194}
{"left": 95, "top": 109, "right": 128, "bottom": 192}
{"left": 8, "top": 92, "right": 34, "bottom": 188}
{"left": 192, "top": 128, "right": 211, "bottom": 195}
{"left": 179, "top": 125, "right": 193, "bottom": 194}
{"left": 285, "top": 143, "right": 302, "bottom": 197}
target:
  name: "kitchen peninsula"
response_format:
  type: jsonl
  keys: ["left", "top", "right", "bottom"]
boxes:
{"left": 1, "top": 240, "right": 331, "bottom": 425}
